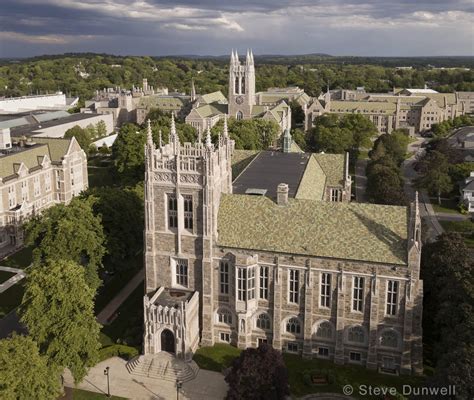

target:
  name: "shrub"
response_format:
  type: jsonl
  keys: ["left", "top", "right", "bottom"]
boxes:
{"left": 98, "top": 345, "right": 139, "bottom": 362}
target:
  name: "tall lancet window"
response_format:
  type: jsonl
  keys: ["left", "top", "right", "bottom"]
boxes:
{"left": 241, "top": 78, "right": 245, "bottom": 94}
{"left": 236, "top": 111, "right": 243, "bottom": 120}
{"left": 235, "top": 77, "right": 239, "bottom": 95}
{"left": 167, "top": 193, "right": 178, "bottom": 229}
{"left": 183, "top": 195, "right": 193, "bottom": 230}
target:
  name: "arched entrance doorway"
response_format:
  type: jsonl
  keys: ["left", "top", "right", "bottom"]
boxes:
{"left": 160, "top": 329, "right": 175, "bottom": 354}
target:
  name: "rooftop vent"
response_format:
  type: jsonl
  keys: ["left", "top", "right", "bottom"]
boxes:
{"left": 245, "top": 188, "right": 267, "bottom": 196}
{"left": 277, "top": 183, "right": 289, "bottom": 206}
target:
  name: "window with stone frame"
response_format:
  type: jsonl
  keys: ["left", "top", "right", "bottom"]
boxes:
{"left": 320, "top": 273, "right": 331, "bottom": 308}
{"left": 259, "top": 266, "right": 269, "bottom": 300}
{"left": 347, "top": 326, "right": 365, "bottom": 344}
{"left": 175, "top": 258, "right": 188, "bottom": 287}
{"left": 248, "top": 267, "right": 256, "bottom": 300}
{"left": 286, "top": 317, "right": 301, "bottom": 335}
{"left": 315, "top": 321, "right": 333, "bottom": 340}
{"left": 219, "top": 261, "right": 230, "bottom": 294}
{"left": 330, "top": 188, "right": 342, "bottom": 202}
{"left": 287, "top": 342, "right": 298, "bottom": 353}
{"left": 183, "top": 194, "right": 193, "bottom": 230}
{"left": 386, "top": 280, "right": 399, "bottom": 316}
{"left": 256, "top": 313, "right": 271, "bottom": 330}
{"left": 289, "top": 269, "right": 299, "bottom": 304}
{"left": 217, "top": 308, "right": 232, "bottom": 325}
{"left": 380, "top": 330, "right": 399, "bottom": 348}
{"left": 167, "top": 193, "right": 178, "bottom": 229}
{"left": 352, "top": 276, "right": 364, "bottom": 312}
{"left": 237, "top": 267, "right": 247, "bottom": 301}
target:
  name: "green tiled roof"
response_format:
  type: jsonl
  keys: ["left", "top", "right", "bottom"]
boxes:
{"left": 313, "top": 153, "right": 345, "bottom": 187}
{"left": 217, "top": 194, "right": 408, "bottom": 265}
{"left": 295, "top": 154, "right": 326, "bottom": 201}
{"left": 0, "top": 138, "right": 73, "bottom": 179}
{"left": 330, "top": 100, "right": 396, "bottom": 114}
{"left": 0, "top": 145, "right": 49, "bottom": 179}
{"left": 34, "top": 138, "right": 71, "bottom": 162}
{"left": 199, "top": 91, "right": 227, "bottom": 104}
{"left": 195, "top": 103, "right": 228, "bottom": 118}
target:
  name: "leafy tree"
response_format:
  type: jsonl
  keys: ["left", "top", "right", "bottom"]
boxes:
{"left": 96, "top": 120, "right": 108, "bottom": 138}
{"left": 111, "top": 123, "right": 146, "bottom": 184}
{"left": 24, "top": 197, "right": 106, "bottom": 291}
{"left": 366, "top": 163, "right": 406, "bottom": 206}
{"left": 0, "top": 334, "right": 61, "bottom": 400}
{"left": 85, "top": 185, "right": 144, "bottom": 269}
{"left": 415, "top": 151, "right": 453, "bottom": 204}
{"left": 307, "top": 113, "right": 376, "bottom": 154}
{"left": 421, "top": 233, "right": 474, "bottom": 398}
{"left": 290, "top": 128, "right": 306, "bottom": 151}
{"left": 370, "top": 131, "right": 408, "bottom": 165}
{"left": 64, "top": 125, "right": 91, "bottom": 153}
{"left": 289, "top": 100, "right": 305, "bottom": 126}
{"left": 19, "top": 259, "right": 101, "bottom": 383}
{"left": 225, "top": 344, "right": 289, "bottom": 400}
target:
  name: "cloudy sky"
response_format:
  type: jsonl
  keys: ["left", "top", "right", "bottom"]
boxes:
{"left": 0, "top": 0, "right": 473, "bottom": 58}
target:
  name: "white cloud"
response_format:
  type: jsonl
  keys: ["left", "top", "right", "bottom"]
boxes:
{"left": 0, "top": 31, "right": 96, "bottom": 44}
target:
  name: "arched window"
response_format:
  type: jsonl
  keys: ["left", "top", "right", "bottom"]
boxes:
{"left": 256, "top": 313, "right": 271, "bottom": 330}
{"left": 236, "top": 111, "right": 243, "bottom": 121}
{"left": 347, "top": 326, "right": 365, "bottom": 344}
{"left": 380, "top": 330, "right": 399, "bottom": 348}
{"left": 217, "top": 308, "right": 232, "bottom": 325}
{"left": 286, "top": 317, "right": 301, "bottom": 334}
{"left": 315, "top": 321, "right": 333, "bottom": 340}
{"left": 235, "top": 77, "right": 239, "bottom": 95}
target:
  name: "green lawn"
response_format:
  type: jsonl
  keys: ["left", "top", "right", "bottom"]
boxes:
{"left": 357, "top": 149, "right": 370, "bottom": 160}
{"left": 71, "top": 388, "right": 126, "bottom": 400}
{"left": 439, "top": 220, "right": 474, "bottom": 247}
{"left": 193, "top": 344, "right": 426, "bottom": 398}
{"left": 0, "top": 280, "right": 25, "bottom": 318}
{"left": 0, "top": 270, "right": 15, "bottom": 284}
{"left": 88, "top": 166, "right": 117, "bottom": 188}
{"left": 193, "top": 344, "right": 242, "bottom": 372}
{"left": 1, "top": 246, "right": 33, "bottom": 269}
{"left": 430, "top": 198, "right": 461, "bottom": 215}
{"left": 100, "top": 283, "right": 144, "bottom": 349}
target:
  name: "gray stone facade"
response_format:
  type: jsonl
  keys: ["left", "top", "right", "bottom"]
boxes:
{"left": 143, "top": 117, "right": 423, "bottom": 375}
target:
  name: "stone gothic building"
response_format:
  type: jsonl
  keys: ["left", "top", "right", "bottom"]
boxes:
{"left": 143, "top": 116, "right": 423, "bottom": 375}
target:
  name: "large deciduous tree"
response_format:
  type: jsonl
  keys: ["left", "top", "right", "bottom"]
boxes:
{"left": 19, "top": 260, "right": 102, "bottom": 383}
{"left": 415, "top": 151, "right": 453, "bottom": 204}
{"left": 0, "top": 335, "right": 61, "bottom": 400}
{"left": 24, "top": 197, "right": 106, "bottom": 291}
{"left": 421, "top": 233, "right": 474, "bottom": 399}
{"left": 225, "top": 344, "right": 289, "bottom": 400}
{"left": 64, "top": 125, "right": 91, "bottom": 153}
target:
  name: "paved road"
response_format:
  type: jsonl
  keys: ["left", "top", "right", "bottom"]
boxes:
{"left": 97, "top": 268, "right": 144, "bottom": 325}
{"left": 64, "top": 357, "right": 228, "bottom": 400}
{"left": 355, "top": 159, "right": 368, "bottom": 203}
{"left": 401, "top": 137, "right": 444, "bottom": 241}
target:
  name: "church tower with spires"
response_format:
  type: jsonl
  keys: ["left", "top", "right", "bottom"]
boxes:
{"left": 228, "top": 49, "right": 256, "bottom": 120}
{"left": 143, "top": 113, "right": 234, "bottom": 358}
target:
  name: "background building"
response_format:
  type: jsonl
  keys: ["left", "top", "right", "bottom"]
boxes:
{"left": 0, "top": 128, "right": 88, "bottom": 250}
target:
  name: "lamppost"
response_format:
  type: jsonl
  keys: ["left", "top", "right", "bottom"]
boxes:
{"left": 176, "top": 379, "right": 182, "bottom": 400}
{"left": 104, "top": 366, "right": 110, "bottom": 398}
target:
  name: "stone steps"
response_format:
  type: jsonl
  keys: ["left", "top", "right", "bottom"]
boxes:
{"left": 126, "top": 353, "right": 199, "bottom": 383}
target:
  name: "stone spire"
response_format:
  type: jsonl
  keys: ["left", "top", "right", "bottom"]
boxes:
{"left": 249, "top": 49, "right": 254, "bottom": 65}
{"left": 205, "top": 124, "right": 213, "bottom": 149}
{"left": 170, "top": 112, "right": 179, "bottom": 153}
{"left": 158, "top": 129, "right": 163, "bottom": 148}
{"left": 146, "top": 119, "right": 153, "bottom": 147}
{"left": 234, "top": 49, "right": 239, "bottom": 64}
{"left": 246, "top": 49, "right": 251, "bottom": 65}
{"left": 223, "top": 114, "right": 229, "bottom": 139}
{"left": 282, "top": 127, "right": 292, "bottom": 153}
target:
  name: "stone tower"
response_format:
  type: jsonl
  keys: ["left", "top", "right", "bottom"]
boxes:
{"left": 228, "top": 49, "right": 256, "bottom": 120}
{"left": 143, "top": 114, "right": 234, "bottom": 354}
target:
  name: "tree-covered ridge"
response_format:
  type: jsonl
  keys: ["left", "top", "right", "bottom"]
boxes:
{"left": 1, "top": 53, "right": 473, "bottom": 100}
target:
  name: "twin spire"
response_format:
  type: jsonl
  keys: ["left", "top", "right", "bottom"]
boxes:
{"left": 230, "top": 49, "right": 254, "bottom": 65}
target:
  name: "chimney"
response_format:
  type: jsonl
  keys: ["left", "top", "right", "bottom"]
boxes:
{"left": 277, "top": 183, "right": 289, "bottom": 206}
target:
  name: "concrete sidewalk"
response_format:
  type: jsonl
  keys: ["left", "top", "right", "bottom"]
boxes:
{"left": 64, "top": 357, "right": 228, "bottom": 400}
{"left": 0, "top": 266, "right": 26, "bottom": 294}
{"left": 355, "top": 159, "right": 368, "bottom": 203}
{"left": 97, "top": 268, "right": 144, "bottom": 325}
